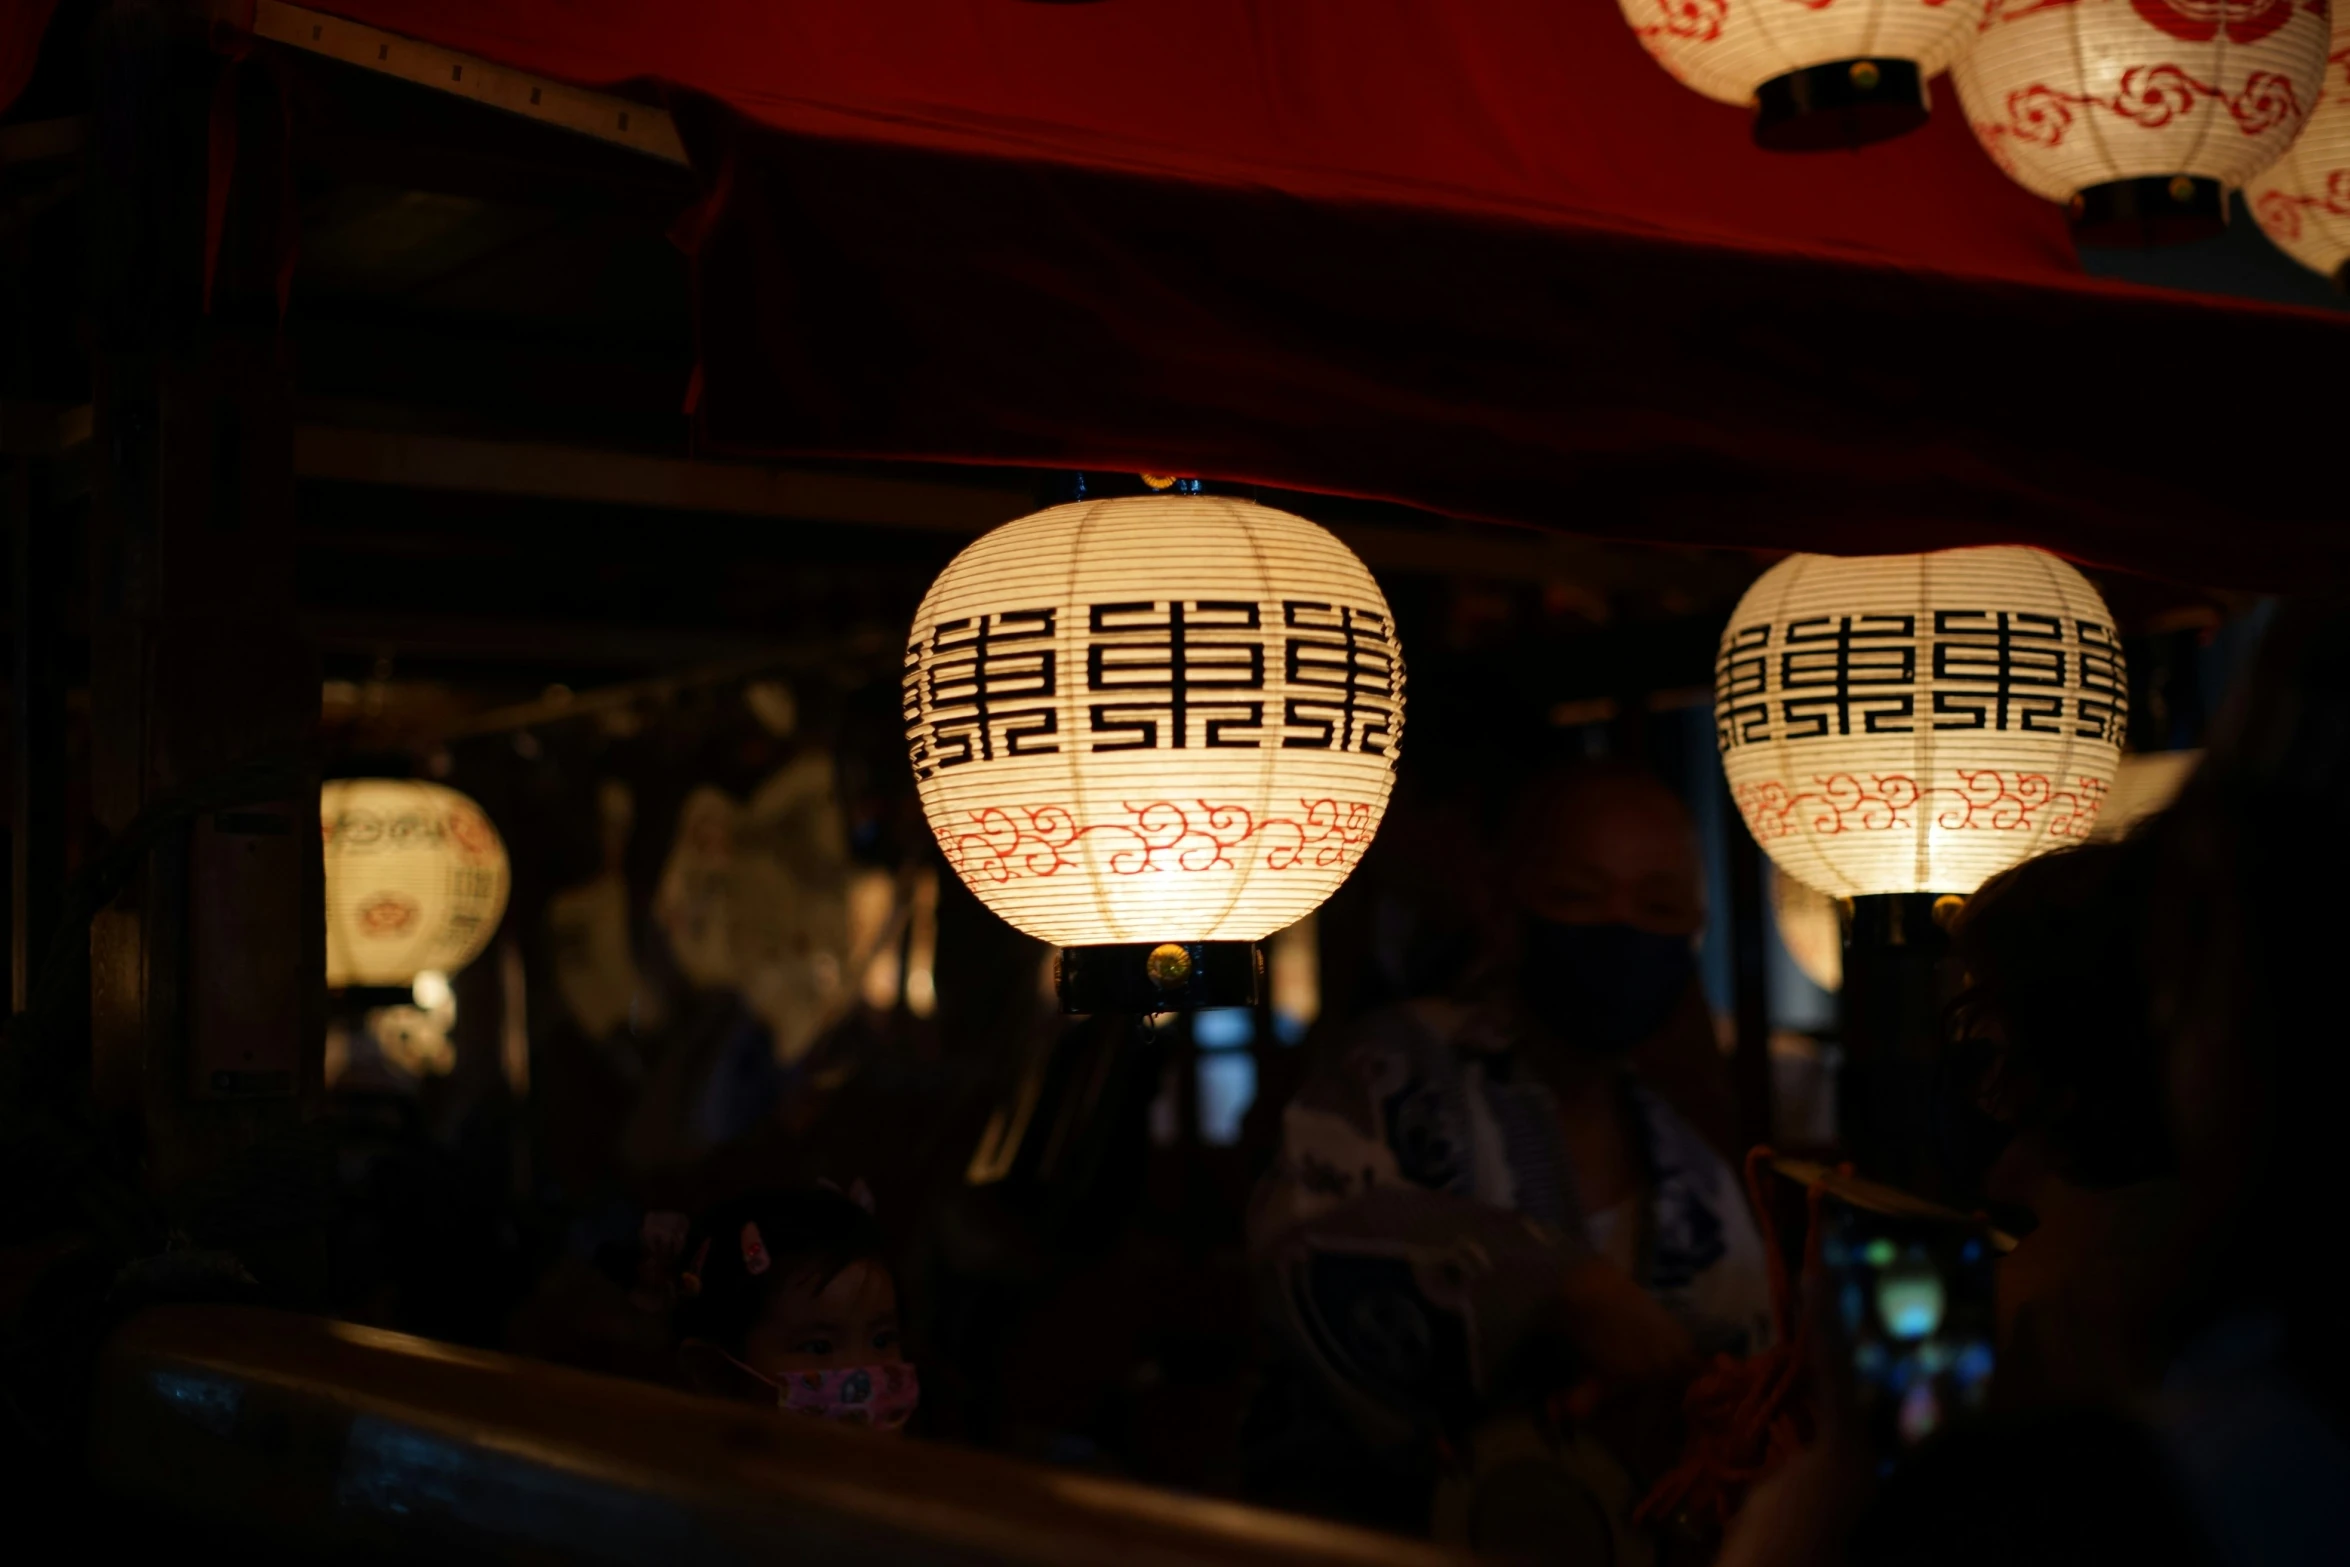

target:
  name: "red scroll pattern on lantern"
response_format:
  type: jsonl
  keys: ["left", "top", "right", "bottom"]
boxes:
{"left": 1984, "top": 0, "right": 2320, "bottom": 30}
{"left": 1981, "top": 0, "right": 2074, "bottom": 27}
{"left": 2256, "top": 170, "right": 2350, "bottom": 240}
{"left": 1634, "top": 0, "right": 1967, "bottom": 44}
{"left": 1977, "top": 65, "right": 2305, "bottom": 156}
{"left": 944, "top": 799, "right": 1380, "bottom": 884}
{"left": 1733, "top": 770, "right": 2109, "bottom": 843}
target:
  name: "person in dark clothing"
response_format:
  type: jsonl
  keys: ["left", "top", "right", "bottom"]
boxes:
{"left": 1724, "top": 600, "right": 2350, "bottom": 1567}
{"left": 1946, "top": 838, "right": 2182, "bottom": 1409}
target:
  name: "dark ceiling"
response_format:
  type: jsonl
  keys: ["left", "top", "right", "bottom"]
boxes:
{"left": 0, "top": 0, "right": 2276, "bottom": 762}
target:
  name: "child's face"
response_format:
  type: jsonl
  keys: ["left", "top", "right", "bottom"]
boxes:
{"left": 742, "top": 1259, "right": 900, "bottom": 1377}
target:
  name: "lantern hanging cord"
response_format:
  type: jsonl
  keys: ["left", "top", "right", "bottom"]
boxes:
{"left": 1631, "top": 1145, "right": 1833, "bottom": 1533}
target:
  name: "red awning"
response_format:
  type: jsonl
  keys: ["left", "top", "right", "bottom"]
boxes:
{"left": 294, "top": 0, "right": 2098, "bottom": 284}
{"left": 36, "top": 2, "right": 2350, "bottom": 584}
{"left": 1, "top": 0, "right": 59, "bottom": 117}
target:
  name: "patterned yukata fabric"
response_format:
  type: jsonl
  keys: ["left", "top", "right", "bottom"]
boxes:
{"left": 1253, "top": 999, "right": 1773, "bottom": 1358}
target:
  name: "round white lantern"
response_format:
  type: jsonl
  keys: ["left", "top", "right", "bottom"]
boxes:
{"left": 323, "top": 779, "right": 511, "bottom": 988}
{"left": 1715, "top": 547, "right": 2127, "bottom": 898}
{"left": 1954, "top": 0, "right": 2331, "bottom": 244}
{"left": 2249, "top": 20, "right": 2350, "bottom": 283}
{"left": 1619, "top": 0, "right": 1989, "bottom": 149}
{"left": 902, "top": 492, "right": 1404, "bottom": 1009}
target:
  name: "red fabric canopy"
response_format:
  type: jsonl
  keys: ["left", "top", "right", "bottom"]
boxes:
{"left": 26, "top": 2, "right": 2350, "bottom": 584}
{"left": 306, "top": 0, "right": 2093, "bottom": 285}
{"left": 1, "top": 0, "right": 59, "bottom": 118}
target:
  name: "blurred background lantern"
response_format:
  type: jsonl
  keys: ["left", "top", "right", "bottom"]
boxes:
{"left": 1772, "top": 867, "right": 1845, "bottom": 994}
{"left": 902, "top": 488, "right": 1404, "bottom": 1012}
{"left": 650, "top": 752, "right": 854, "bottom": 1066}
{"left": 323, "top": 778, "right": 511, "bottom": 989}
{"left": 1619, "top": 0, "right": 1989, "bottom": 149}
{"left": 2249, "top": 18, "right": 2350, "bottom": 284}
{"left": 1716, "top": 546, "right": 2126, "bottom": 898}
{"left": 2091, "top": 748, "right": 2204, "bottom": 838}
{"left": 1954, "top": 0, "right": 2331, "bottom": 246}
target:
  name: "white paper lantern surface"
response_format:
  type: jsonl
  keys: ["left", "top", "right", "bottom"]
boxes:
{"left": 1621, "top": 0, "right": 1988, "bottom": 113}
{"left": 2249, "top": 21, "right": 2350, "bottom": 281}
{"left": 903, "top": 496, "right": 1404, "bottom": 948}
{"left": 1955, "top": 0, "right": 2330, "bottom": 208}
{"left": 1715, "top": 547, "right": 2127, "bottom": 898}
{"left": 323, "top": 779, "right": 511, "bottom": 988}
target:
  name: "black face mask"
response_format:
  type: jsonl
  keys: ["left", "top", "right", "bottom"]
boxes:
{"left": 1516, "top": 916, "right": 1696, "bottom": 1056}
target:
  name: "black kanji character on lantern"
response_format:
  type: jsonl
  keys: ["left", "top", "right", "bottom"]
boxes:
{"left": 1716, "top": 624, "right": 1773, "bottom": 752}
{"left": 911, "top": 608, "right": 1059, "bottom": 776}
{"left": 1086, "top": 600, "right": 1267, "bottom": 750}
{"left": 1931, "top": 611, "right": 2067, "bottom": 734}
{"left": 1779, "top": 614, "right": 1918, "bottom": 739}
{"left": 2073, "top": 618, "right": 2128, "bottom": 744}
{"left": 1282, "top": 602, "right": 1401, "bottom": 753}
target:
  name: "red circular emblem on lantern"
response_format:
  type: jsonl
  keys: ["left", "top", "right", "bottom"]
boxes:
{"left": 358, "top": 893, "right": 419, "bottom": 936}
{"left": 2130, "top": 0, "right": 2296, "bottom": 44}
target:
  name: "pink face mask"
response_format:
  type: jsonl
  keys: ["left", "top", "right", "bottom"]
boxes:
{"left": 725, "top": 1352, "right": 919, "bottom": 1433}
{"left": 778, "top": 1361, "right": 919, "bottom": 1432}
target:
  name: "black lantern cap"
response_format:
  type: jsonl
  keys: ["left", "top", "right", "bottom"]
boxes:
{"left": 1845, "top": 892, "right": 1967, "bottom": 953}
{"left": 2070, "top": 176, "right": 2228, "bottom": 249}
{"left": 1753, "top": 59, "right": 1928, "bottom": 152}
{"left": 1056, "top": 941, "right": 1265, "bottom": 1014}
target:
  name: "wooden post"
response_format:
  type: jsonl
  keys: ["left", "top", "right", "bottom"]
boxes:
{"left": 1725, "top": 811, "right": 1774, "bottom": 1156}
{"left": 1837, "top": 894, "right": 1960, "bottom": 1197}
{"left": 86, "top": 9, "right": 322, "bottom": 1283}
{"left": 8, "top": 451, "right": 70, "bottom": 1015}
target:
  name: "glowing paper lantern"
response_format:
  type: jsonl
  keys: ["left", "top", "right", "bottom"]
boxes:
{"left": 902, "top": 492, "right": 1404, "bottom": 1010}
{"left": 2249, "top": 23, "right": 2350, "bottom": 283}
{"left": 1954, "top": 0, "right": 2331, "bottom": 245}
{"left": 1715, "top": 548, "right": 2127, "bottom": 898}
{"left": 323, "top": 779, "right": 511, "bottom": 988}
{"left": 1619, "top": 0, "right": 1989, "bottom": 149}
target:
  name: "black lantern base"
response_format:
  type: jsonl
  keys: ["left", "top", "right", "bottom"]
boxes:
{"left": 1845, "top": 891, "right": 1966, "bottom": 951}
{"left": 2070, "top": 176, "right": 2228, "bottom": 249}
{"left": 1838, "top": 892, "right": 1968, "bottom": 1200}
{"left": 1056, "top": 941, "right": 1264, "bottom": 1014}
{"left": 1753, "top": 59, "right": 1928, "bottom": 152}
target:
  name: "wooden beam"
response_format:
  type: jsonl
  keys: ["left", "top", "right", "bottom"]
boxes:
{"left": 293, "top": 425, "right": 1029, "bottom": 535}
{"left": 304, "top": 609, "right": 814, "bottom": 672}
{"left": 96, "top": 1304, "right": 1465, "bottom": 1567}
{"left": 0, "top": 401, "right": 92, "bottom": 457}
{"left": 245, "top": 0, "right": 688, "bottom": 165}
{"left": 291, "top": 425, "right": 1601, "bottom": 582}
{"left": 0, "top": 117, "right": 87, "bottom": 168}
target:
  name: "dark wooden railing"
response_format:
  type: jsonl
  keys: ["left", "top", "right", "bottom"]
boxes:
{"left": 90, "top": 1305, "right": 1464, "bottom": 1565}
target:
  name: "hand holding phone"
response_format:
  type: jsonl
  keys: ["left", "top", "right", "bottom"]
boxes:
{"left": 1818, "top": 1195, "right": 1998, "bottom": 1463}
